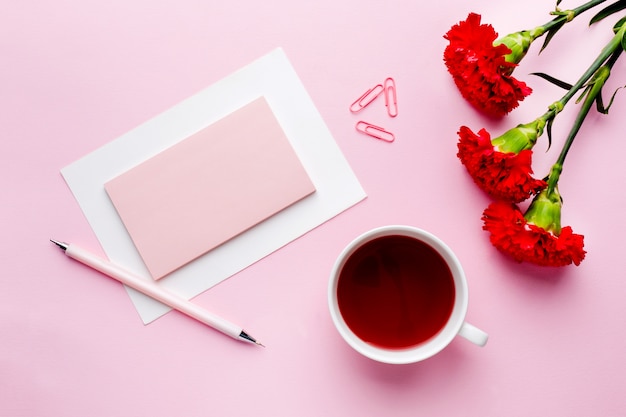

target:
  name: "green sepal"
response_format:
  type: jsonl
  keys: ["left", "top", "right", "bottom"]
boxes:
{"left": 491, "top": 119, "right": 545, "bottom": 153}
{"left": 590, "top": 0, "right": 626, "bottom": 25}
{"left": 524, "top": 185, "right": 563, "bottom": 235}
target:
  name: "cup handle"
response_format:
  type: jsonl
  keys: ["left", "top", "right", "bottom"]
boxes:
{"left": 458, "top": 322, "right": 488, "bottom": 347}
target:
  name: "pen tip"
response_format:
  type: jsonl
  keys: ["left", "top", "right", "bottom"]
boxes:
{"left": 50, "top": 239, "right": 68, "bottom": 251}
{"left": 239, "top": 330, "right": 265, "bottom": 346}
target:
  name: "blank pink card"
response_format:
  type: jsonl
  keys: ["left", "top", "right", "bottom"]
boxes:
{"left": 104, "top": 97, "right": 316, "bottom": 280}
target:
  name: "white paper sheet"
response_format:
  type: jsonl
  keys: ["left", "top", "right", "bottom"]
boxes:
{"left": 61, "top": 48, "right": 366, "bottom": 323}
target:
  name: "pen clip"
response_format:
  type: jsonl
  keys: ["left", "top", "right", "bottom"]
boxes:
{"left": 349, "top": 84, "right": 384, "bottom": 113}
{"left": 383, "top": 77, "right": 398, "bottom": 117}
{"left": 355, "top": 121, "right": 395, "bottom": 143}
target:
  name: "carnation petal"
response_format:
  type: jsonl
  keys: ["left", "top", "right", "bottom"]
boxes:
{"left": 457, "top": 127, "right": 546, "bottom": 202}
{"left": 444, "top": 13, "right": 532, "bottom": 117}
{"left": 482, "top": 202, "right": 586, "bottom": 267}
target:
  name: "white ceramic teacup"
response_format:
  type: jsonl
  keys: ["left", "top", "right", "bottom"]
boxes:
{"left": 328, "top": 225, "right": 488, "bottom": 364}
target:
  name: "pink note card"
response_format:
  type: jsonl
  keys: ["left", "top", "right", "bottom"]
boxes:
{"left": 104, "top": 97, "right": 316, "bottom": 280}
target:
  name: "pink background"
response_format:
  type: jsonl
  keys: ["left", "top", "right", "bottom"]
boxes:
{"left": 2, "top": 0, "right": 625, "bottom": 416}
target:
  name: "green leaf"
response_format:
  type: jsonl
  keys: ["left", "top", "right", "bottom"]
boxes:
{"left": 590, "top": 0, "right": 626, "bottom": 25}
{"left": 546, "top": 117, "right": 554, "bottom": 151}
{"left": 530, "top": 72, "right": 574, "bottom": 90}
{"left": 615, "top": 15, "right": 626, "bottom": 32}
{"left": 540, "top": 21, "right": 566, "bottom": 52}
{"left": 576, "top": 84, "right": 592, "bottom": 104}
{"left": 595, "top": 94, "right": 606, "bottom": 113}
{"left": 596, "top": 86, "right": 624, "bottom": 113}
{"left": 617, "top": 17, "right": 626, "bottom": 52}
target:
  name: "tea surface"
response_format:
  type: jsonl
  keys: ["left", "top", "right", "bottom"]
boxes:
{"left": 337, "top": 235, "right": 455, "bottom": 349}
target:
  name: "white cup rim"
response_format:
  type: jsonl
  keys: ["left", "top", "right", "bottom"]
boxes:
{"left": 328, "top": 225, "right": 469, "bottom": 364}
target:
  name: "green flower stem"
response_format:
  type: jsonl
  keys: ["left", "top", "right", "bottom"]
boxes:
{"left": 516, "top": 8, "right": 619, "bottom": 133}
{"left": 559, "top": 28, "right": 623, "bottom": 104}
{"left": 546, "top": 24, "right": 626, "bottom": 192}
{"left": 506, "top": 0, "right": 608, "bottom": 51}
{"left": 542, "top": 0, "right": 607, "bottom": 33}
{"left": 497, "top": 0, "right": 607, "bottom": 67}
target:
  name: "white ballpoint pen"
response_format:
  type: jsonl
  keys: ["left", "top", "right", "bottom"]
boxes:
{"left": 50, "top": 239, "right": 263, "bottom": 346}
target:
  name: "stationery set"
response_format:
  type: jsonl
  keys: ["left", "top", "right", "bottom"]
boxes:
{"left": 57, "top": 48, "right": 366, "bottom": 339}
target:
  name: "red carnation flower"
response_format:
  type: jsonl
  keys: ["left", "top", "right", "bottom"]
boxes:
{"left": 482, "top": 197, "right": 585, "bottom": 267}
{"left": 444, "top": 13, "right": 532, "bottom": 117}
{"left": 457, "top": 126, "right": 547, "bottom": 203}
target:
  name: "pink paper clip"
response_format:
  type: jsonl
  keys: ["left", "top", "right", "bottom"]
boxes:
{"left": 384, "top": 77, "right": 398, "bottom": 117}
{"left": 349, "top": 84, "right": 384, "bottom": 113}
{"left": 355, "top": 121, "right": 395, "bottom": 142}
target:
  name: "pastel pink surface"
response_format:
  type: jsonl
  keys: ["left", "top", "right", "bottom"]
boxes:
{"left": 104, "top": 97, "right": 315, "bottom": 279}
{"left": 3, "top": 1, "right": 626, "bottom": 416}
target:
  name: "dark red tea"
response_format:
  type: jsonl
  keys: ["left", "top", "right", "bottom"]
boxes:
{"left": 336, "top": 235, "right": 455, "bottom": 349}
